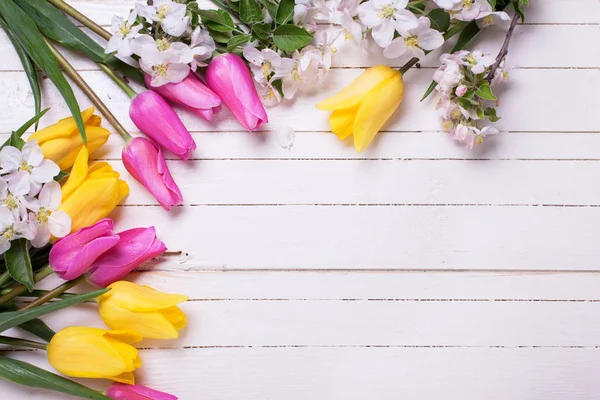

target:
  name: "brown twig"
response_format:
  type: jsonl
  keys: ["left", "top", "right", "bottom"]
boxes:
{"left": 485, "top": 12, "right": 520, "bottom": 82}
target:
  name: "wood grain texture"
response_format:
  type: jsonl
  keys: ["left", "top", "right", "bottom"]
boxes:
{"left": 0, "top": 1, "right": 599, "bottom": 399}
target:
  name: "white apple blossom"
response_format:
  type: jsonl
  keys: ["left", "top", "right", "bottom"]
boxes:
{"left": 383, "top": 16, "right": 444, "bottom": 60}
{"left": 0, "top": 180, "right": 27, "bottom": 220}
{"left": 188, "top": 27, "right": 216, "bottom": 71}
{"left": 0, "top": 207, "right": 34, "bottom": 254}
{"left": 465, "top": 50, "right": 495, "bottom": 74}
{"left": 357, "top": 0, "right": 418, "bottom": 48}
{"left": 243, "top": 47, "right": 294, "bottom": 83}
{"left": 26, "top": 181, "right": 71, "bottom": 248}
{"left": 432, "top": 0, "right": 462, "bottom": 9}
{"left": 0, "top": 142, "right": 59, "bottom": 197}
{"left": 256, "top": 81, "right": 283, "bottom": 106}
{"left": 132, "top": 36, "right": 190, "bottom": 86}
{"left": 281, "top": 50, "right": 321, "bottom": 99}
{"left": 448, "top": 0, "right": 495, "bottom": 22}
{"left": 294, "top": 0, "right": 331, "bottom": 32}
{"left": 311, "top": 28, "right": 341, "bottom": 73}
{"left": 105, "top": 11, "right": 142, "bottom": 58}
{"left": 476, "top": 10, "right": 511, "bottom": 28}
{"left": 331, "top": 0, "right": 364, "bottom": 46}
{"left": 136, "top": 0, "right": 190, "bottom": 37}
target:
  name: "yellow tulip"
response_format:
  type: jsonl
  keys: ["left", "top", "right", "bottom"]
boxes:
{"left": 47, "top": 326, "right": 142, "bottom": 384}
{"left": 58, "top": 147, "right": 129, "bottom": 232}
{"left": 317, "top": 65, "right": 404, "bottom": 152}
{"left": 28, "top": 107, "right": 110, "bottom": 170}
{"left": 98, "top": 281, "right": 188, "bottom": 339}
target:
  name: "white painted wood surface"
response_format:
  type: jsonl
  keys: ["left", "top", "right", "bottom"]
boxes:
{"left": 1, "top": 1, "right": 600, "bottom": 399}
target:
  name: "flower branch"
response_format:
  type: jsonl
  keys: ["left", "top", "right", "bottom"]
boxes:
{"left": 485, "top": 12, "right": 520, "bottom": 82}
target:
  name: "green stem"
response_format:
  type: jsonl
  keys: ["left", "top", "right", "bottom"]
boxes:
{"left": 0, "top": 266, "right": 53, "bottom": 306}
{"left": 46, "top": 0, "right": 111, "bottom": 41}
{"left": 398, "top": 21, "right": 471, "bottom": 75}
{"left": 0, "top": 335, "right": 47, "bottom": 350}
{"left": 20, "top": 276, "right": 87, "bottom": 311}
{"left": 96, "top": 62, "right": 137, "bottom": 99}
{"left": 45, "top": 38, "right": 133, "bottom": 142}
{"left": 0, "top": 271, "right": 11, "bottom": 288}
{"left": 0, "top": 288, "right": 78, "bottom": 298}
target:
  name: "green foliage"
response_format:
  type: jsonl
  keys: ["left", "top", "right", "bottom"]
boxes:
{"left": 475, "top": 82, "right": 497, "bottom": 100}
{"left": 5, "top": 240, "right": 33, "bottom": 292}
{"left": 252, "top": 22, "right": 271, "bottom": 40}
{"left": 427, "top": 8, "right": 450, "bottom": 33}
{"left": 0, "top": 357, "right": 111, "bottom": 400}
{"left": 276, "top": 0, "right": 295, "bottom": 25}
{"left": 239, "top": 0, "right": 264, "bottom": 23}
{"left": 484, "top": 107, "right": 501, "bottom": 122}
{"left": 273, "top": 25, "right": 312, "bottom": 52}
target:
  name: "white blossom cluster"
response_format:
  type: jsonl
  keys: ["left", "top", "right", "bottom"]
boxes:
{"left": 106, "top": 0, "right": 216, "bottom": 87}
{"left": 0, "top": 141, "right": 71, "bottom": 253}
{"left": 433, "top": 50, "right": 507, "bottom": 148}
{"left": 433, "top": 0, "right": 510, "bottom": 25}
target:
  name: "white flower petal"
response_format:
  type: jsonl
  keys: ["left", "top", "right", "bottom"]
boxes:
{"left": 0, "top": 146, "right": 22, "bottom": 174}
{"left": 22, "top": 141, "right": 44, "bottom": 167}
{"left": 30, "top": 160, "right": 60, "bottom": 184}
{"left": 7, "top": 172, "right": 30, "bottom": 196}
{"left": 31, "top": 223, "right": 50, "bottom": 248}
{"left": 48, "top": 210, "right": 71, "bottom": 239}
{"left": 383, "top": 37, "right": 407, "bottom": 59}
{"left": 371, "top": 19, "right": 396, "bottom": 47}
{"left": 0, "top": 237, "right": 10, "bottom": 254}
{"left": 418, "top": 29, "right": 444, "bottom": 51}
{"left": 39, "top": 181, "right": 62, "bottom": 210}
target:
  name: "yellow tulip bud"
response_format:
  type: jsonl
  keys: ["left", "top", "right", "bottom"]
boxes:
{"left": 58, "top": 147, "right": 129, "bottom": 232}
{"left": 28, "top": 107, "right": 110, "bottom": 170}
{"left": 98, "top": 281, "right": 188, "bottom": 339}
{"left": 47, "top": 326, "right": 142, "bottom": 384}
{"left": 317, "top": 66, "right": 404, "bottom": 152}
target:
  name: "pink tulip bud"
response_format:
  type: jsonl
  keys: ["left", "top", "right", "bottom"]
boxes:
{"left": 205, "top": 53, "right": 268, "bottom": 131}
{"left": 145, "top": 72, "right": 222, "bottom": 122}
{"left": 49, "top": 219, "right": 119, "bottom": 281}
{"left": 106, "top": 383, "right": 177, "bottom": 400}
{"left": 130, "top": 91, "right": 196, "bottom": 160}
{"left": 87, "top": 226, "right": 166, "bottom": 287}
{"left": 122, "top": 137, "right": 183, "bottom": 211}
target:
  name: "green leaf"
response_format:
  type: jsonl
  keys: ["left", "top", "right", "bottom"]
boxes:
{"left": 0, "top": 304, "right": 55, "bottom": 342}
{"left": 227, "top": 34, "right": 251, "bottom": 51}
{"left": 54, "top": 171, "right": 69, "bottom": 182}
{"left": 276, "top": 0, "right": 295, "bottom": 24}
{"left": 273, "top": 25, "right": 312, "bottom": 53}
{"left": 510, "top": 0, "right": 527, "bottom": 21}
{"left": 0, "top": 289, "right": 108, "bottom": 333}
{"left": 0, "top": 357, "right": 111, "bottom": 400}
{"left": 427, "top": 8, "right": 450, "bottom": 32}
{"left": 475, "top": 82, "right": 497, "bottom": 100}
{"left": 484, "top": 107, "right": 501, "bottom": 122}
{"left": 199, "top": 9, "right": 235, "bottom": 30}
{"left": 420, "top": 80, "right": 438, "bottom": 102}
{"left": 5, "top": 239, "right": 33, "bottom": 292}
{"left": 252, "top": 22, "right": 271, "bottom": 40}
{"left": 0, "top": 16, "right": 41, "bottom": 130}
{"left": 208, "top": 29, "right": 232, "bottom": 44}
{"left": 15, "top": 0, "right": 143, "bottom": 84}
{"left": 239, "top": 0, "right": 264, "bottom": 23}
{"left": 0, "top": 0, "right": 86, "bottom": 143}
{"left": 450, "top": 21, "right": 481, "bottom": 53}
{"left": 257, "top": 0, "right": 278, "bottom": 19}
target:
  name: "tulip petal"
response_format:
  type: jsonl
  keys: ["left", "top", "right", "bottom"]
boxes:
{"left": 163, "top": 305, "right": 188, "bottom": 330}
{"left": 316, "top": 66, "right": 397, "bottom": 111}
{"left": 29, "top": 107, "right": 95, "bottom": 144}
{"left": 100, "top": 300, "right": 181, "bottom": 339}
{"left": 329, "top": 106, "right": 358, "bottom": 140}
{"left": 105, "top": 281, "right": 188, "bottom": 312}
{"left": 61, "top": 147, "right": 89, "bottom": 200}
{"left": 103, "top": 329, "right": 144, "bottom": 344}
{"left": 111, "top": 372, "right": 136, "bottom": 385}
{"left": 352, "top": 72, "right": 404, "bottom": 152}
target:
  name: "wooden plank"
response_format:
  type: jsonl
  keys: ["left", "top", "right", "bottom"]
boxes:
{"left": 6, "top": 347, "right": 600, "bottom": 400}
{"left": 2, "top": 69, "right": 598, "bottom": 133}
{"left": 3, "top": 25, "right": 598, "bottom": 71}
{"left": 106, "top": 205, "right": 600, "bottom": 270}
{"left": 112, "top": 159, "right": 600, "bottom": 206}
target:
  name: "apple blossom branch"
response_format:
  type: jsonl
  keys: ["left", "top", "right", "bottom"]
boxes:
{"left": 485, "top": 12, "right": 520, "bottom": 83}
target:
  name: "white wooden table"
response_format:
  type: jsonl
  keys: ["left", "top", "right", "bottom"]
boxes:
{"left": 2, "top": 0, "right": 600, "bottom": 398}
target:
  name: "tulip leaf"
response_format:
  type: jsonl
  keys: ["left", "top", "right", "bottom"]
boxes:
{"left": 427, "top": 8, "right": 450, "bottom": 33}
{"left": 0, "top": 303, "right": 55, "bottom": 342}
{"left": 14, "top": 108, "right": 50, "bottom": 137}
{"left": 276, "top": 0, "right": 295, "bottom": 25}
{"left": 273, "top": 25, "right": 313, "bottom": 53}
{"left": 0, "top": 357, "right": 111, "bottom": 400}
{"left": 240, "top": 0, "right": 264, "bottom": 23}
{"left": 0, "top": 0, "right": 86, "bottom": 143}
{"left": 0, "top": 288, "right": 108, "bottom": 333}
{"left": 5, "top": 239, "right": 34, "bottom": 292}
{"left": 0, "top": 16, "right": 41, "bottom": 130}
{"left": 15, "top": 0, "right": 143, "bottom": 83}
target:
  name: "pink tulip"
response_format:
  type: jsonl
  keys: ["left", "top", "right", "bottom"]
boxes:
{"left": 49, "top": 219, "right": 119, "bottom": 281}
{"left": 122, "top": 137, "right": 183, "bottom": 211}
{"left": 87, "top": 226, "right": 166, "bottom": 287}
{"left": 106, "top": 383, "right": 177, "bottom": 400}
{"left": 145, "top": 72, "right": 221, "bottom": 121}
{"left": 130, "top": 91, "right": 196, "bottom": 160}
{"left": 205, "top": 53, "right": 268, "bottom": 131}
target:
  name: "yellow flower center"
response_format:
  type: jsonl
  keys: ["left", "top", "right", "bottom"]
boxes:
{"left": 475, "top": 135, "right": 484, "bottom": 145}
{"left": 405, "top": 36, "right": 419, "bottom": 48}
{"left": 481, "top": 15, "right": 494, "bottom": 26}
{"left": 118, "top": 21, "right": 132, "bottom": 36}
{"left": 154, "top": 63, "right": 170, "bottom": 77}
{"left": 344, "top": 29, "right": 354, "bottom": 40}
{"left": 450, "top": 108, "right": 462, "bottom": 120}
{"left": 291, "top": 68, "right": 301, "bottom": 81}
{"left": 156, "top": 38, "right": 170, "bottom": 52}
{"left": 156, "top": 4, "right": 172, "bottom": 20}
{"left": 441, "top": 120, "right": 455, "bottom": 132}
{"left": 260, "top": 61, "right": 272, "bottom": 77}
{"left": 462, "top": 0, "right": 474, "bottom": 8}
{"left": 18, "top": 160, "right": 32, "bottom": 173}
{"left": 2, "top": 226, "right": 15, "bottom": 241}
{"left": 263, "top": 87, "right": 278, "bottom": 101}
{"left": 37, "top": 207, "right": 50, "bottom": 223}
{"left": 3, "top": 194, "right": 17, "bottom": 210}
{"left": 378, "top": 5, "right": 397, "bottom": 19}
